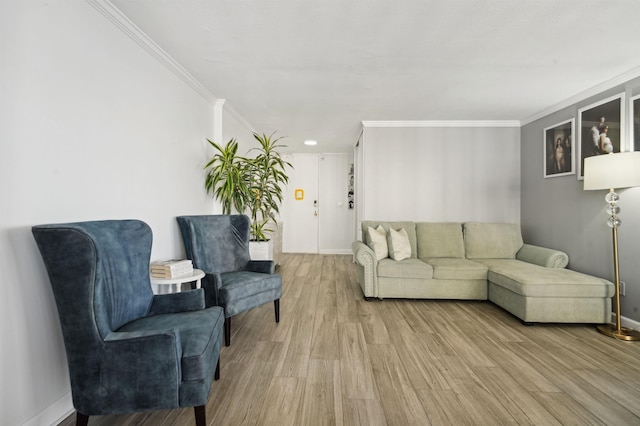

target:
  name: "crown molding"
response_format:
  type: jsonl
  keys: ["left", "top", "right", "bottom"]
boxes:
{"left": 86, "top": 0, "right": 215, "bottom": 103}
{"left": 222, "top": 101, "right": 257, "bottom": 134}
{"left": 521, "top": 65, "right": 640, "bottom": 126}
{"left": 361, "top": 120, "right": 521, "bottom": 128}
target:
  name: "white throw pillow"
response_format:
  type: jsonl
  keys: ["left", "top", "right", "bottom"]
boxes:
{"left": 367, "top": 225, "right": 388, "bottom": 260}
{"left": 388, "top": 228, "right": 411, "bottom": 261}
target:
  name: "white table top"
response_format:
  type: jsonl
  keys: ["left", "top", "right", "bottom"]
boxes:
{"left": 149, "top": 268, "right": 205, "bottom": 285}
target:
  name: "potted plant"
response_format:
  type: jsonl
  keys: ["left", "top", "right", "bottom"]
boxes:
{"left": 204, "top": 132, "right": 292, "bottom": 259}
{"left": 245, "top": 132, "right": 292, "bottom": 242}
{"left": 203, "top": 138, "right": 250, "bottom": 215}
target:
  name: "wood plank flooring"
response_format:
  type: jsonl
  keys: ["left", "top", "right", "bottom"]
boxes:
{"left": 59, "top": 254, "right": 640, "bottom": 425}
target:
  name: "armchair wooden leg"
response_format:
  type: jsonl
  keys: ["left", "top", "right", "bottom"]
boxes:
{"left": 76, "top": 412, "right": 89, "bottom": 426}
{"left": 224, "top": 317, "right": 231, "bottom": 346}
{"left": 274, "top": 299, "right": 280, "bottom": 323}
{"left": 194, "top": 405, "right": 206, "bottom": 426}
{"left": 215, "top": 358, "right": 220, "bottom": 380}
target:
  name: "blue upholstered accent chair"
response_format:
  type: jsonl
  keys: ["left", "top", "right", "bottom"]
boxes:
{"left": 177, "top": 215, "right": 282, "bottom": 346}
{"left": 32, "top": 220, "right": 224, "bottom": 426}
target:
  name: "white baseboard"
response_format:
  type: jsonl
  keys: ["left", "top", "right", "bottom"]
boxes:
{"left": 613, "top": 313, "right": 640, "bottom": 331}
{"left": 23, "top": 391, "right": 73, "bottom": 426}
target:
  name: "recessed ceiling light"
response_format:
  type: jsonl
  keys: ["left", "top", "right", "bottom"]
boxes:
{"left": 304, "top": 140, "right": 318, "bottom": 146}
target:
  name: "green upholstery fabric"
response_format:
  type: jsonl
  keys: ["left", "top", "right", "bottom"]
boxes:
{"left": 476, "top": 259, "right": 614, "bottom": 298}
{"left": 424, "top": 258, "right": 488, "bottom": 280}
{"left": 516, "top": 244, "right": 569, "bottom": 268}
{"left": 489, "top": 283, "right": 612, "bottom": 324}
{"left": 464, "top": 222, "right": 523, "bottom": 259}
{"left": 32, "top": 220, "right": 224, "bottom": 418}
{"left": 377, "top": 258, "right": 433, "bottom": 279}
{"left": 377, "top": 277, "right": 487, "bottom": 300}
{"left": 353, "top": 220, "right": 612, "bottom": 324}
{"left": 416, "top": 222, "right": 465, "bottom": 259}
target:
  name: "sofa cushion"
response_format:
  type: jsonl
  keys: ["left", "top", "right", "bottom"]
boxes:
{"left": 416, "top": 222, "right": 465, "bottom": 259}
{"left": 362, "top": 221, "right": 417, "bottom": 258}
{"left": 367, "top": 226, "right": 388, "bottom": 260}
{"left": 388, "top": 227, "right": 411, "bottom": 261}
{"left": 377, "top": 258, "right": 433, "bottom": 279}
{"left": 464, "top": 222, "right": 523, "bottom": 259}
{"left": 424, "top": 258, "right": 488, "bottom": 280}
{"left": 477, "top": 259, "right": 614, "bottom": 298}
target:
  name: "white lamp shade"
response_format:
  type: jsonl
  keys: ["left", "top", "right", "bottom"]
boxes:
{"left": 583, "top": 152, "right": 640, "bottom": 190}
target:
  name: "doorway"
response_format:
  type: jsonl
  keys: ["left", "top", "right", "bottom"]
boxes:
{"left": 282, "top": 153, "right": 354, "bottom": 254}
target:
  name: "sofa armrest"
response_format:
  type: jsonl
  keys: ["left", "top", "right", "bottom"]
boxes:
{"left": 352, "top": 240, "right": 377, "bottom": 298}
{"left": 516, "top": 243, "right": 569, "bottom": 268}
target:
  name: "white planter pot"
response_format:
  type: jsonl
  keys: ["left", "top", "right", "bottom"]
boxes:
{"left": 249, "top": 240, "right": 274, "bottom": 260}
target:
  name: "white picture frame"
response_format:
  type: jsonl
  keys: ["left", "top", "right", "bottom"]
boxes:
{"left": 543, "top": 118, "right": 575, "bottom": 178}
{"left": 577, "top": 93, "right": 625, "bottom": 180}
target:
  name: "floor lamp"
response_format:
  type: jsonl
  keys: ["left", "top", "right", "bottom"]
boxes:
{"left": 583, "top": 151, "right": 640, "bottom": 341}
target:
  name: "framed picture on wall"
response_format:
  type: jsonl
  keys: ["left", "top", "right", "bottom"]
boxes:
{"left": 577, "top": 93, "right": 625, "bottom": 180}
{"left": 631, "top": 94, "right": 640, "bottom": 151}
{"left": 543, "top": 119, "right": 575, "bottom": 178}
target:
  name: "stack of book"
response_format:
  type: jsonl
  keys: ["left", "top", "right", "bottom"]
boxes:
{"left": 150, "top": 259, "right": 193, "bottom": 278}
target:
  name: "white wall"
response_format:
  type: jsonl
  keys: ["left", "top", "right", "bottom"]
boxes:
{"left": 319, "top": 153, "right": 355, "bottom": 253}
{"left": 358, "top": 125, "right": 521, "bottom": 232}
{"left": 0, "top": 1, "right": 216, "bottom": 424}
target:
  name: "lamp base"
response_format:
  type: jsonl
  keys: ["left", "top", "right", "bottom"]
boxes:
{"left": 597, "top": 324, "right": 640, "bottom": 341}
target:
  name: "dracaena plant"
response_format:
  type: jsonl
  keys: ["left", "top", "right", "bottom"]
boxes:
{"left": 203, "top": 132, "right": 292, "bottom": 241}
{"left": 204, "top": 138, "right": 250, "bottom": 215}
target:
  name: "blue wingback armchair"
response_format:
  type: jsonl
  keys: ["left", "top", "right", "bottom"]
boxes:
{"left": 177, "top": 215, "right": 282, "bottom": 346}
{"left": 32, "top": 220, "right": 224, "bottom": 426}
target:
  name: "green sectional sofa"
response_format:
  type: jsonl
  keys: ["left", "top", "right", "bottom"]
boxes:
{"left": 352, "top": 221, "right": 614, "bottom": 324}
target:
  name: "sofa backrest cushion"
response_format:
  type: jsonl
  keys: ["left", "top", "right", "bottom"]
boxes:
{"left": 416, "top": 222, "right": 465, "bottom": 259}
{"left": 463, "top": 222, "right": 523, "bottom": 259}
{"left": 362, "top": 221, "right": 417, "bottom": 258}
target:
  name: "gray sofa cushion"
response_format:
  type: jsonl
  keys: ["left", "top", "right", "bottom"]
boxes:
{"left": 416, "top": 222, "right": 465, "bottom": 259}
{"left": 477, "top": 259, "right": 614, "bottom": 298}
{"left": 377, "top": 258, "right": 433, "bottom": 279}
{"left": 362, "top": 221, "right": 417, "bottom": 258}
{"left": 424, "top": 258, "right": 488, "bottom": 280}
{"left": 464, "top": 222, "right": 523, "bottom": 259}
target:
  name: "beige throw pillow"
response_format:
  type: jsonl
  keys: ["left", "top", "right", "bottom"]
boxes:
{"left": 367, "top": 225, "right": 388, "bottom": 260}
{"left": 388, "top": 227, "right": 411, "bottom": 261}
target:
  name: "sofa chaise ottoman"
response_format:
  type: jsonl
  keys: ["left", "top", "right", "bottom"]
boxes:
{"left": 352, "top": 221, "right": 614, "bottom": 324}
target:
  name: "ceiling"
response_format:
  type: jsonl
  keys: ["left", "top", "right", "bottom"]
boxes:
{"left": 110, "top": 0, "right": 640, "bottom": 153}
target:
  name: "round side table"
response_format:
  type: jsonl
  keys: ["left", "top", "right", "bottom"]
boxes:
{"left": 150, "top": 269, "right": 205, "bottom": 294}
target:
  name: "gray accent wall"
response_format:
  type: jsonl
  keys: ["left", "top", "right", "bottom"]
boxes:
{"left": 521, "top": 77, "right": 640, "bottom": 323}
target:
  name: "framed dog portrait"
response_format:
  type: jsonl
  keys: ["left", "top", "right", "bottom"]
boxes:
{"left": 577, "top": 93, "right": 625, "bottom": 179}
{"left": 544, "top": 119, "right": 574, "bottom": 178}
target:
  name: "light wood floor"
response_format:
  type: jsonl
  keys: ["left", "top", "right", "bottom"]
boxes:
{"left": 60, "top": 254, "right": 640, "bottom": 425}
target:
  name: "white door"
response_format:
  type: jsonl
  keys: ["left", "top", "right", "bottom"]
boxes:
{"left": 282, "top": 154, "right": 319, "bottom": 253}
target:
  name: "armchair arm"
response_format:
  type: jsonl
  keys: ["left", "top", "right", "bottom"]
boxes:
{"left": 516, "top": 243, "right": 569, "bottom": 268}
{"left": 89, "top": 330, "right": 182, "bottom": 413}
{"left": 201, "top": 273, "right": 223, "bottom": 308}
{"left": 247, "top": 260, "right": 275, "bottom": 274}
{"left": 149, "top": 289, "right": 206, "bottom": 315}
{"left": 352, "top": 240, "right": 378, "bottom": 298}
